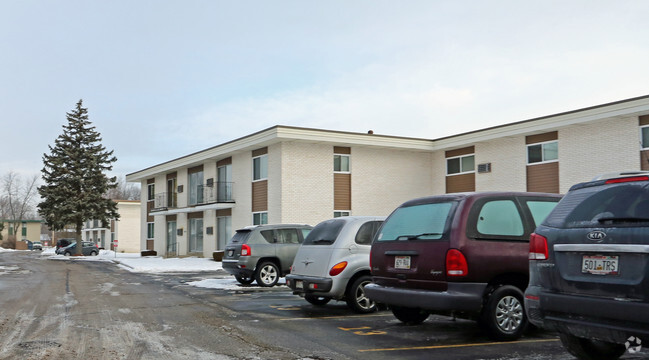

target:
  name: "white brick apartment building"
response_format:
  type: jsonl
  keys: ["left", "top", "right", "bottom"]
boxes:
{"left": 82, "top": 200, "right": 141, "bottom": 253}
{"left": 126, "top": 95, "right": 649, "bottom": 258}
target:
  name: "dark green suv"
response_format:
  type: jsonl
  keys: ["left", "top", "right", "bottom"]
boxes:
{"left": 526, "top": 172, "right": 649, "bottom": 359}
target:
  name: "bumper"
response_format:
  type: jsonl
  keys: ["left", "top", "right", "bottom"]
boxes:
{"left": 222, "top": 259, "right": 255, "bottom": 277}
{"left": 364, "top": 282, "right": 486, "bottom": 312}
{"left": 286, "top": 274, "right": 334, "bottom": 294}
{"left": 525, "top": 286, "right": 649, "bottom": 344}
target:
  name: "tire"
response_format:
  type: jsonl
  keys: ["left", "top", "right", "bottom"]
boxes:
{"left": 64, "top": 252, "right": 71, "bottom": 257}
{"left": 345, "top": 275, "right": 377, "bottom": 314}
{"left": 559, "top": 333, "right": 626, "bottom": 360}
{"left": 480, "top": 285, "right": 527, "bottom": 341}
{"left": 255, "top": 261, "right": 279, "bottom": 287}
{"left": 391, "top": 306, "right": 429, "bottom": 325}
{"left": 235, "top": 275, "right": 254, "bottom": 285}
{"left": 305, "top": 294, "right": 331, "bottom": 306}
{"left": 90, "top": 251, "right": 98, "bottom": 256}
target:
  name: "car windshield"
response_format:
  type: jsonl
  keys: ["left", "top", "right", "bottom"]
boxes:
{"left": 545, "top": 182, "right": 649, "bottom": 228}
{"left": 376, "top": 202, "right": 454, "bottom": 241}
{"left": 303, "top": 219, "right": 345, "bottom": 245}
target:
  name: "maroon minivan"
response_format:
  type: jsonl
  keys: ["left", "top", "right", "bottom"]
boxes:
{"left": 365, "top": 192, "right": 561, "bottom": 341}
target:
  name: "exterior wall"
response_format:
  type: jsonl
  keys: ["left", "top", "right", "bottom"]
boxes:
{"left": 232, "top": 151, "right": 252, "bottom": 231}
{"left": 279, "top": 142, "right": 333, "bottom": 226}
{"left": 139, "top": 180, "right": 149, "bottom": 251}
{"left": 267, "top": 143, "right": 281, "bottom": 224}
{"left": 474, "top": 136, "right": 527, "bottom": 192}
{"left": 352, "top": 147, "right": 433, "bottom": 216}
{"left": 431, "top": 150, "right": 447, "bottom": 195}
{"left": 114, "top": 201, "right": 141, "bottom": 253}
{"left": 559, "top": 116, "right": 639, "bottom": 193}
{"left": 1, "top": 221, "right": 42, "bottom": 243}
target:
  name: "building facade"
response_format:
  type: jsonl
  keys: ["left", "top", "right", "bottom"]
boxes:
{"left": 82, "top": 200, "right": 141, "bottom": 253}
{"left": 126, "top": 95, "right": 649, "bottom": 258}
{"left": 0, "top": 220, "right": 42, "bottom": 243}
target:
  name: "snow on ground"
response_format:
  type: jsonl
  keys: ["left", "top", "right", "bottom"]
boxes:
{"left": 3, "top": 246, "right": 281, "bottom": 290}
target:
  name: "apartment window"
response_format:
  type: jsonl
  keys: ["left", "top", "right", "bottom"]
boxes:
{"left": 527, "top": 141, "right": 558, "bottom": 164}
{"left": 447, "top": 155, "right": 475, "bottom": 175}
{"left": 189, "top": 217, "right": 203, "bottom": 252}
{"left": 253, "top": 155, "right": 268, "bottom": 181}
{"left": 21, "top": 223, "right": 27, "bottom": 237}
{"left": 147, "top": 183, "right": 155, "bottom": 201}
{"left": 147, "top": 222, "right": 154, "bottom": 239}
{"left": 189, "top": 170, "right": 204, "bottom": 205}
{"left": 253, "top": 212, "right": 268, "bottom": 225}
{"left": 218, "top": 164, "right": 233, "bottom": 202}
{"left": 334, "top": 211, "right": 350, "bottom": 218}
{"left": 334, "top": 154, "right": 350, "bottom": 172}
{"left": 217, "top": 216, "right": 232, "bottom": 250}
{"left": 641, "top": 125, "right": 649, "bottom": 149}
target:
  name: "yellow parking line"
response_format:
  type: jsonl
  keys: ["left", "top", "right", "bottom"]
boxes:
{"left": 358, "top": 338, "right": 559, "bottom": 352}
{"left": 279, "top": 313, "right": 392, "bottom": 321}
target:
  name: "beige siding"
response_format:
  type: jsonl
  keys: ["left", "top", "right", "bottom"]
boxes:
{"left": 527, "top": 162, "right": 560, "bottom": 193}
{"left": 334, "top": 173, "right": 351, "bottom": 210}
{"left": 446, "top": 173, "right": 475, "bottom": 193}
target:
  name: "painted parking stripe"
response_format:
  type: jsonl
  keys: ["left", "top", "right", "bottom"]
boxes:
{"left": 358, "top": 338, "right": 559, "bottom": 352}
{"left": 279, "top": 313, "right": 392, "bottom": 321}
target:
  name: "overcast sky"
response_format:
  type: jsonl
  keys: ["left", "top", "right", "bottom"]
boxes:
{"left": 2, "top": 1, "right": 649, "bottom": 179}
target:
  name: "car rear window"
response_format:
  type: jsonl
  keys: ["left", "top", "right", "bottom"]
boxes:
{"left": 229, "top": 230, "right": 252, "bottom": 243}
{"left": 544, "top": 182, "right": 649, "bottom": 228}
{"left": 355, "top": 221, "right": 383, "bottom": 245}
{"left": 303, "top": 219, "right": 345, "bottom": 245}
{"left": 376, "top": 202, "right": 454, "bottom": 241}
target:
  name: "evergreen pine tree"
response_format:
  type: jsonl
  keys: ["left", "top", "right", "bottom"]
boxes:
{"left": 38, "top": 99, "right": 119, "bottom": 255}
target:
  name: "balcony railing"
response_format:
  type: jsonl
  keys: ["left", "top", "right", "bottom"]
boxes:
{"left": 153, "top": 192, "right": 178, "bottom": 210}
{"left": 192, "top": 182, "right": 235, "bottom": 205}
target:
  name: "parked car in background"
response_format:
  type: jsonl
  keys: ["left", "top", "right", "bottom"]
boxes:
{"left": 32, "top": 241, "right": 42, "bottom": 250}
{"left": 55, "top": 238, "right": 74, "bottom": 252}
{"left": 365, "top": 191, "right": 561, "bottom": 341}
{"left": 286, "top": 216, "right": 385, "bottom": 313}
{"left": 222, "top": 224, "right": 312, "bottom": 287}
{"left": 526, "top": 172, "right": 649, "bottom": 360}
{"left": 57, "top": 241, "right": 99, "bottom": 256}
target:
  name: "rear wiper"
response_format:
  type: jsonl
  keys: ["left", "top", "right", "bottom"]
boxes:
{"left": 597, "top": 217, "right": 649, "bottom": 224}
{"left": 312, "top": 239, "right": 334, "bottom": 244}
{"left": 397, "top": 233, "right": 443, "bottom": 240}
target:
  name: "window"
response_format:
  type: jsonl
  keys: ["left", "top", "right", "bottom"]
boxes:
{"left": 218, "top": 164, "right": 233, "bottom": 202}
{"left": 377, "top": 202, "right": 454, "bottom": 241}
{"left": 147, "top": 183, "right": 155, "bottom": 201}
{"left": 147, "top": 222, "right": 154, "bottom": 239}
{"left": 189, "top": 217, "right": 203, "bottom": 252}
{"left": 21, "top": 223, "right": 27, "bottom": 236}
{"left": 334, "top": 211, "right": 350, "bottom": 218}
{"left": 355, "top": 221, "right": 383, "bottom": 245}
{"left": 526, "top": 200, "right": 560, "bottom": 227}
{"left": 276, "top": 229, "right": 301, "bottom": 244}
{"left": 334, "top": 154, "right": 350, "bottom": 172}
{"left": 641, "top": 126, "right": 649, "bottom": 149}
{"left": 253, "top": 212, "right": 268, "bottom": 225}
{"left": 217, "top": 216, "right": 232, "bottom": 250}
{"left": 447, "top": 155, "right": 475, "bottom": 175}
{"left": 189, "top": 170, "right": 204, "bottom": 205}
{"left": 260, "top": 229, "right": 275, "bottom": 243}
{"left": 253, "top": 155, "right": 268, "bottom": 181}
{"left": 527, "top": 141, "right": 558, "bottom": 164}
{"left": 476, "top": 200, "right": 524, "bottom": 236}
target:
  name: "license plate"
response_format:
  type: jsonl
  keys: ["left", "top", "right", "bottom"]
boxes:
{"left": 395, "top": 256, "right": 411, "bottom": 269}
{"left": 582, "top": 255, "right": 619, "bottom": 275}
{"left": 296, "top": 280, "right": 303, "bottom": 289}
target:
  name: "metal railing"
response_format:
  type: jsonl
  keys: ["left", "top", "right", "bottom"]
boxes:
{"left": 154, "top": 192, "right": 178, "bottom": 210}
{"left": 194, "top": 182, "right": 234, "bottom": 205}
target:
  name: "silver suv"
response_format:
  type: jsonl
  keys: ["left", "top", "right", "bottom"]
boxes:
{"left": 222, "top": 224, "right": 312, "bottom": 287}
{"left": 286, "top": 216, "right": 385, "bottom": 313}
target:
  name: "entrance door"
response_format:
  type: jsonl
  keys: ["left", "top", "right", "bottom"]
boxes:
{"left": 167, "top": 221, "right": 177, "bottom": 256}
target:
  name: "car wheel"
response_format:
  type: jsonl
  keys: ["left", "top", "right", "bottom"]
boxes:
{"left": 90, "top": 251, "right": 98, "bottom": 256}
{"left": 346, "top": 275, "right": 377, "bottom": 314}
{"left": 64, "top": 252, "right": 71, "bottom": 257}
{"left": 480, "top": 285, "right": 527, "bottom": 341}
{"left": 559, "top": 333, "right": 626, "bottom": 360}
{"left": 305, "top": 294, "right": 331, "bottom": 306}
{"left": 391, "top": 306, "right": 429, "bottom": 324}
{"left": 255, "top": 261, "right": 279, "bottom": 287}
{"left": 235, "top": 275, "right": 254, "bottom": 285}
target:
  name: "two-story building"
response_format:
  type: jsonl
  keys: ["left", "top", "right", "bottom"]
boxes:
{"left": 82, "top": 200, "right": 141, "bottom": 253}
{"left": 126, "top": 94, "right": 649, "bottom": 258}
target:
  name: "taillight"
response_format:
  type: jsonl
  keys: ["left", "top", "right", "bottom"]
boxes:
{"left": 329, "top": 261, "right": 348, "bottom": 276}
{"left": 241, "top": 244, "right": 251, "bottom": 256}
{"left": 529, "top": 233, "right": 548, "bottom": 260}
{"left": 446, "top": 249, "right": 468, "bottom": 277}
{"left": 605, "top": 176, "right": 649, "bottom": 184}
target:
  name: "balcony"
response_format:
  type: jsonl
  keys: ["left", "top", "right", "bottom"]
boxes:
{"left": 153, "top": 192, "right": 178, "bottom": 211}
{"left": 192, "top": 182, "right": 235, "bottom": 205}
